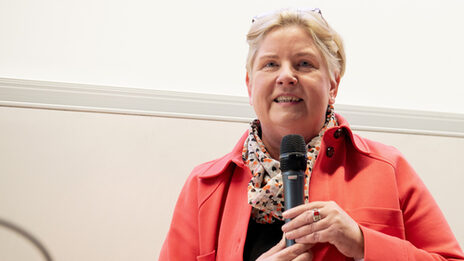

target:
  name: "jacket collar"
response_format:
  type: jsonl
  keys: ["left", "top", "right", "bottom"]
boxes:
{"left": 335, "top": 113, "right": 371, "bottom": 155}
{"left": 199, "top": 114, "right": 370, "bottom": 179}
{"left": 198, "top": 131, "right": 248, "bottom": 179}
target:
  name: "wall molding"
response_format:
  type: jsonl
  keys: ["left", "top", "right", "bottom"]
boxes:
{"left": 1, "top": 77, "right": 463, "bottom": 138}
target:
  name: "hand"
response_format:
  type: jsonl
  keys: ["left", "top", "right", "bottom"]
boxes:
{"left": 257, "top": 237, "right": 313, "bottom": 261}
{"left": 281, "top": 201, "right": 364, "bottom": 260}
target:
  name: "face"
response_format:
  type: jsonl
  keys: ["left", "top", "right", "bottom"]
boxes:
{"left": 246, "top": 25, "right": 339, "bottom": 154}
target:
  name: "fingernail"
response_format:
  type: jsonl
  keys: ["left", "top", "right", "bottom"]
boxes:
{"left": 281, "top": 224, "right": 287, "bottom": 232}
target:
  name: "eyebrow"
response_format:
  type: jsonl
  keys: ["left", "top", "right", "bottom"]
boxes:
{"left": 256, "top": 52, "right": 319, "bottom": 60}
{"left": 256, "top": 54, "right": 279, "bottom": 60}
{"left": 294, "top": 52, "right": 319, "bottom": 59}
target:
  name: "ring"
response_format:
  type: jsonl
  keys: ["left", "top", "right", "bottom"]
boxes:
{"left": 312, "top": 208, "right": 321, "bottom": 222}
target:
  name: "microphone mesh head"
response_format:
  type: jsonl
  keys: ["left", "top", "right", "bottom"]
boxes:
{"left": 280, "top": 134, "right": 306, "bottom": 155}
{"left": 280, "top": 134, "right": 307, "bottom": 172}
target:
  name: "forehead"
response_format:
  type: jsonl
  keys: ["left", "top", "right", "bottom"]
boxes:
{"left": 256, "top": 25, "right": 321, "bottom": 57}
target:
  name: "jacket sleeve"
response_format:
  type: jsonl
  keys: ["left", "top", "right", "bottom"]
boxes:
{"left": 361, "top": 155, "right": 464, "bottom": 260}
{"left": 159, "top": 172, "right": 200, "bottom": 260}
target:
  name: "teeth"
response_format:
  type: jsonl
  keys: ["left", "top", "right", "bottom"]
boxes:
{"left": 275, "top": 96, "right": 302, "bottom": 103}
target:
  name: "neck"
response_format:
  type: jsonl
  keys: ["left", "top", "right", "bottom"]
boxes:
{"left": 261, "top": 133, "right": 281, "bottom": 160}
{"left": 260, "top": 126, "right": 319, "bottom": 160}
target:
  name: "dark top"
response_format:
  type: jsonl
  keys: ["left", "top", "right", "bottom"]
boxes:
{"left": 243, "top": 218, "right": 284, "bottom": 261}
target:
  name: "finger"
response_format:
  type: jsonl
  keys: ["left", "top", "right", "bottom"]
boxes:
{"left": 282, "top": 201, "right": 326, "bottom": 219}
{"left": 285, "top": 217, "right": 330, "bottom": 240}
{"left": 294, "top": 226, "right": 332, "bottom": 245}
{"left": 293, "top": 251, "right": 313, "bottom": 261}
{"left": 274, "top": 243, "right": 312, "bottom": 261}
{"left": 282, "top": 206, "right": 328, "bottom": 232}
{"left": 259, "top": 237, "right": 286, "bottom": 259}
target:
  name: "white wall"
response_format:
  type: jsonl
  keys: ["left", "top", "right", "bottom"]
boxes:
{"left": 1, "top": 0, "right": 464, "bottom": 113}
{"left": 0, "top": 106, "right": 463, "bottom": 260}
{"left": 0, "top": 106, "right": 249, "bottom": 261}
{"left": 1, "top": 0, "right": 464, "bottom": 259}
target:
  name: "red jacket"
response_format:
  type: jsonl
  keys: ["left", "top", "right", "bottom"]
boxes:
{"left": 159, "top": 115, "right": 464, "bottom": 261}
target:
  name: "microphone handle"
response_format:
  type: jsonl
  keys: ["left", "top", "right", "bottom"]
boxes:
{"left": 282, "top": 169, "right": 305, "bottom": 247}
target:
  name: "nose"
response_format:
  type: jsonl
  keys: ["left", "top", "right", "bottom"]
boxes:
{"left": 276, "top": 64, "right": 297, "bottom": 86}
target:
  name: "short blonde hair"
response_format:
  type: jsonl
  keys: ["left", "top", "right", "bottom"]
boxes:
{"left": 246, "top": 8, "right": 346, "bottom": 80}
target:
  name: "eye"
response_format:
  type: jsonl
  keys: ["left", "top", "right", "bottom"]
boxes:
{"left": 260, "top": 61, "right": 279, "bottom": 71}
{"left": 297, "top": 60, "right": 314, "bottom": 68}
{"left": 264, "top": 61, "right": 278, "bottom": 68}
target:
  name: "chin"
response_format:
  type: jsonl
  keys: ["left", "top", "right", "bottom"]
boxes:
{"left": 275, "top": 121, "right": 318, "bottom": 140}
{"left": 275, "top": 124, "right": 307, "bottom": 137}
{"left": 275, "top": 116, "right": 311, "bottom": 129}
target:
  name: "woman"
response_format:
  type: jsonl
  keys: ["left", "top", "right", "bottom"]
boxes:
{"left": 159, "top": 9, "right": 464, "bottom": 260}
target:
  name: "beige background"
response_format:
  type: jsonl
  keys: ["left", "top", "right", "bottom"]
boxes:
{"left": 1, "top": 0, "right": 463, "bottom": 259}
{"left": 1, "top": 0, "right": 464, "bottom": 113}
{"left": 0, "top": 106, "right": 463, "bottom": 260}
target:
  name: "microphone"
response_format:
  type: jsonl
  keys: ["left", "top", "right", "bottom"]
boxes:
{"left": 280, "top": 134, "right": 307, "bottom": 247}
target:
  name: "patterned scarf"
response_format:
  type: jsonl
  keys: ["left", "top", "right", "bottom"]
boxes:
{"left": 243, "top": 105, "right": 337, "bottom": 224}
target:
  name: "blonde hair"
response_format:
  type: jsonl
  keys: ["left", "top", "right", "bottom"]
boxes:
{"left": 246, "top": 9, "right": 346, "bottom": 80}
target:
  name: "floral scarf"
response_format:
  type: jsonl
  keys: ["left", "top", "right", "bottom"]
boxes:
{"left": 243, "top": 105, "right": 337, "bottom": 224}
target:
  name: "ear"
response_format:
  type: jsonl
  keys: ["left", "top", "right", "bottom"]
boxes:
{"left": 328, "top": 73, "right": 340, "bottom": 105}
{"left": 246, "top": 72, "right": 253, "bottom": 105}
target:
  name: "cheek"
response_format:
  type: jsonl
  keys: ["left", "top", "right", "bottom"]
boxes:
{"left": 250, "top": 87, "right": 271, "bottom": 116}
{"left": 302, "top": 85, "right": 330, "bottom": 110}
{"left": 252, "top": 75, "right": 273, "bottom": 95}
{"left": 312, "top": 81, "right": 331, "bottom": 100}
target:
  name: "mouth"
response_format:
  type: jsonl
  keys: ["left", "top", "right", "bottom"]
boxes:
{"left": 274, "top": 95, "right": 303, "bottom": 103}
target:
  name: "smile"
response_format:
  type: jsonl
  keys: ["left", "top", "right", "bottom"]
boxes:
{"left": 274, "top": 96, "right": 303, "bottom": 103}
